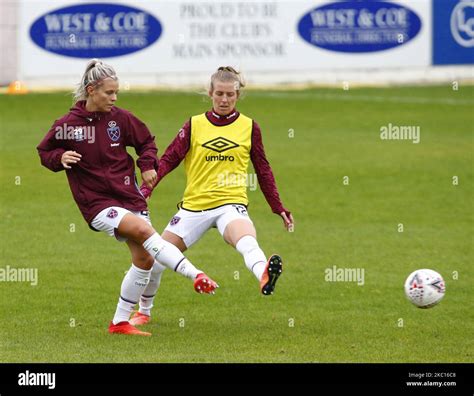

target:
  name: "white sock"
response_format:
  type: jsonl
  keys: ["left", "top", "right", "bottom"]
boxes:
{"left": 142, "top": 233, "right": 202, "bottom": 279}
{"left": 235, "top": 235, "right": 267, "bottom": 281}
{"left": 113, "top": 264, "right": 151, "bottom": 325}
{"left": 139, "top": 260, "right": 166, "bottom": 316}
{"left": 174, "top": 258, "right": 202, "bottom": 279}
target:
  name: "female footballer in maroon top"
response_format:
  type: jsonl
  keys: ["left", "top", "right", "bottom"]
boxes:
{"left": 130, "top": 67, "right": 294, "bottom": 326}
{"left": 37, "top": 59, "right": 218, "bottom": 336}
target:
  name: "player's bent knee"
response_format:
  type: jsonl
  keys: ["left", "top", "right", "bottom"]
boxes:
{"left": 134, "top": 223, "right": 155, "bottom": 242}
{"left": 119, "top": 214, "right": 155, "bottom": 243}
{"left": 162, "top": 231, "right": 187, "bottom": 252}
{"left": 118, "top": 214, "right": 156, "bottom": 244}
{"left": 133, "top": 254, "right": 154, "bottom": 270}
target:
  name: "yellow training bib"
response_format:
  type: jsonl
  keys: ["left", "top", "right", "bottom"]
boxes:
{"left": 182, "top": 113, "right": 253, "bottom": 211}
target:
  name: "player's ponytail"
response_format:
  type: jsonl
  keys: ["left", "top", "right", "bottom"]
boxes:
{"left": 73, "top": 58, "right": 118, "bottom": 102}
{"left": 210, "top": 66, "right": 246, "bottom": 93}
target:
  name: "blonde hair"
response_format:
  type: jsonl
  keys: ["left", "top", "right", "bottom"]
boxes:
{"left": 210, "top": 66, "right": 246, "bottom": 93}
{"left": 73, "top": 58, "right": 118, "bottom": 102}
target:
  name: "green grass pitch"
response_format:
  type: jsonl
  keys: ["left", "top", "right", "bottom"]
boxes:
{"left": 0, "top": 86, "right": 472, "bottom": 362}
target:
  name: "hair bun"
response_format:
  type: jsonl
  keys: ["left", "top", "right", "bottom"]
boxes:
{"left": 217, "top": 66, "right": 238, "bottom": 74}
{"left": 210, "top": 66, "right": 245, "bottom": 91}
{"left": 86, "top": 58, "right": 102, "bottom": 70}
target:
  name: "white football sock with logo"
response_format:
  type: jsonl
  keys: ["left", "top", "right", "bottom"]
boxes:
{"left": 235, "top": 235, "right": 267, "bottom": 281}
{"left": 142, "top": 233, "right": 202, "bottom": 279}
{"left": 113, "top": 264, "right": 151, "bottom": 325}
{"left": 139, "top": 260, "right": 166, "bottom": 316}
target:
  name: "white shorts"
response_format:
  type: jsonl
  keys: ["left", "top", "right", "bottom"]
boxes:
{"left": 164, "top": 204, "right": 253, "bottom": 248}
{"left": 90, "top": 206, "right": 152, "bottom": 242}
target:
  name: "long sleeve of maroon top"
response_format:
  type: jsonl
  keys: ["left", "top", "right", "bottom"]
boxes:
{"left": 153, "top": 112, "right": 290, "bottom": 216}
{"left": 155, "top": 121, "right": 191, "bottom": 182}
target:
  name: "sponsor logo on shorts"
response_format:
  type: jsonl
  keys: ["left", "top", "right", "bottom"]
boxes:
{"left": 169, "top": 216, "right": 181, "bottom": 226}
{"left": 107, "top": 209, "right": 118, "bottom": 219}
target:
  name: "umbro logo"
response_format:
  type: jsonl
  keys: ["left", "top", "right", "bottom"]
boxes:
{"left": 202, "top": 137, "right": 239, "bottom": 153}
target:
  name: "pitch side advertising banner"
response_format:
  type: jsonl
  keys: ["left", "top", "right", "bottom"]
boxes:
{"left": 19, "top": 0, "right": 431, "bottom": 81}
{"left": 433, "top": 0, "right": 474, "bottom": 65}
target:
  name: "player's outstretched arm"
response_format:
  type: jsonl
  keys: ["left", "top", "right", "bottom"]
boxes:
{"left": 139, "top": 120, "right": 192, "bottom": 200}
{"left": 280, "top": 211, "right": 294, "bottom": 231}
{"left": 250, "top": 122, "right": 294, "bottom": 231}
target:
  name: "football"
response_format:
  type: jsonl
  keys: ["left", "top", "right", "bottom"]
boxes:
{"left": 404, "top": 269, "right": 446, "bottom": 308}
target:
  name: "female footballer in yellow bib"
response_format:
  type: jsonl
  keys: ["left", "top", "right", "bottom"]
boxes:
{"left": 131, "top": 67, "right": 293, "bottom": 326}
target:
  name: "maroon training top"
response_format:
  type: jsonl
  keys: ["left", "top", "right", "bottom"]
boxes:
{"left": 151, "top": 109, "right": 290, "bottom": 216}
{"left": 37, "top": 101, "right": 159, "bottom": 224}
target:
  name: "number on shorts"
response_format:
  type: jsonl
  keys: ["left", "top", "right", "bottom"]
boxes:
{"left": 234, "top": 205, "right": 248, "bottom": 216}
